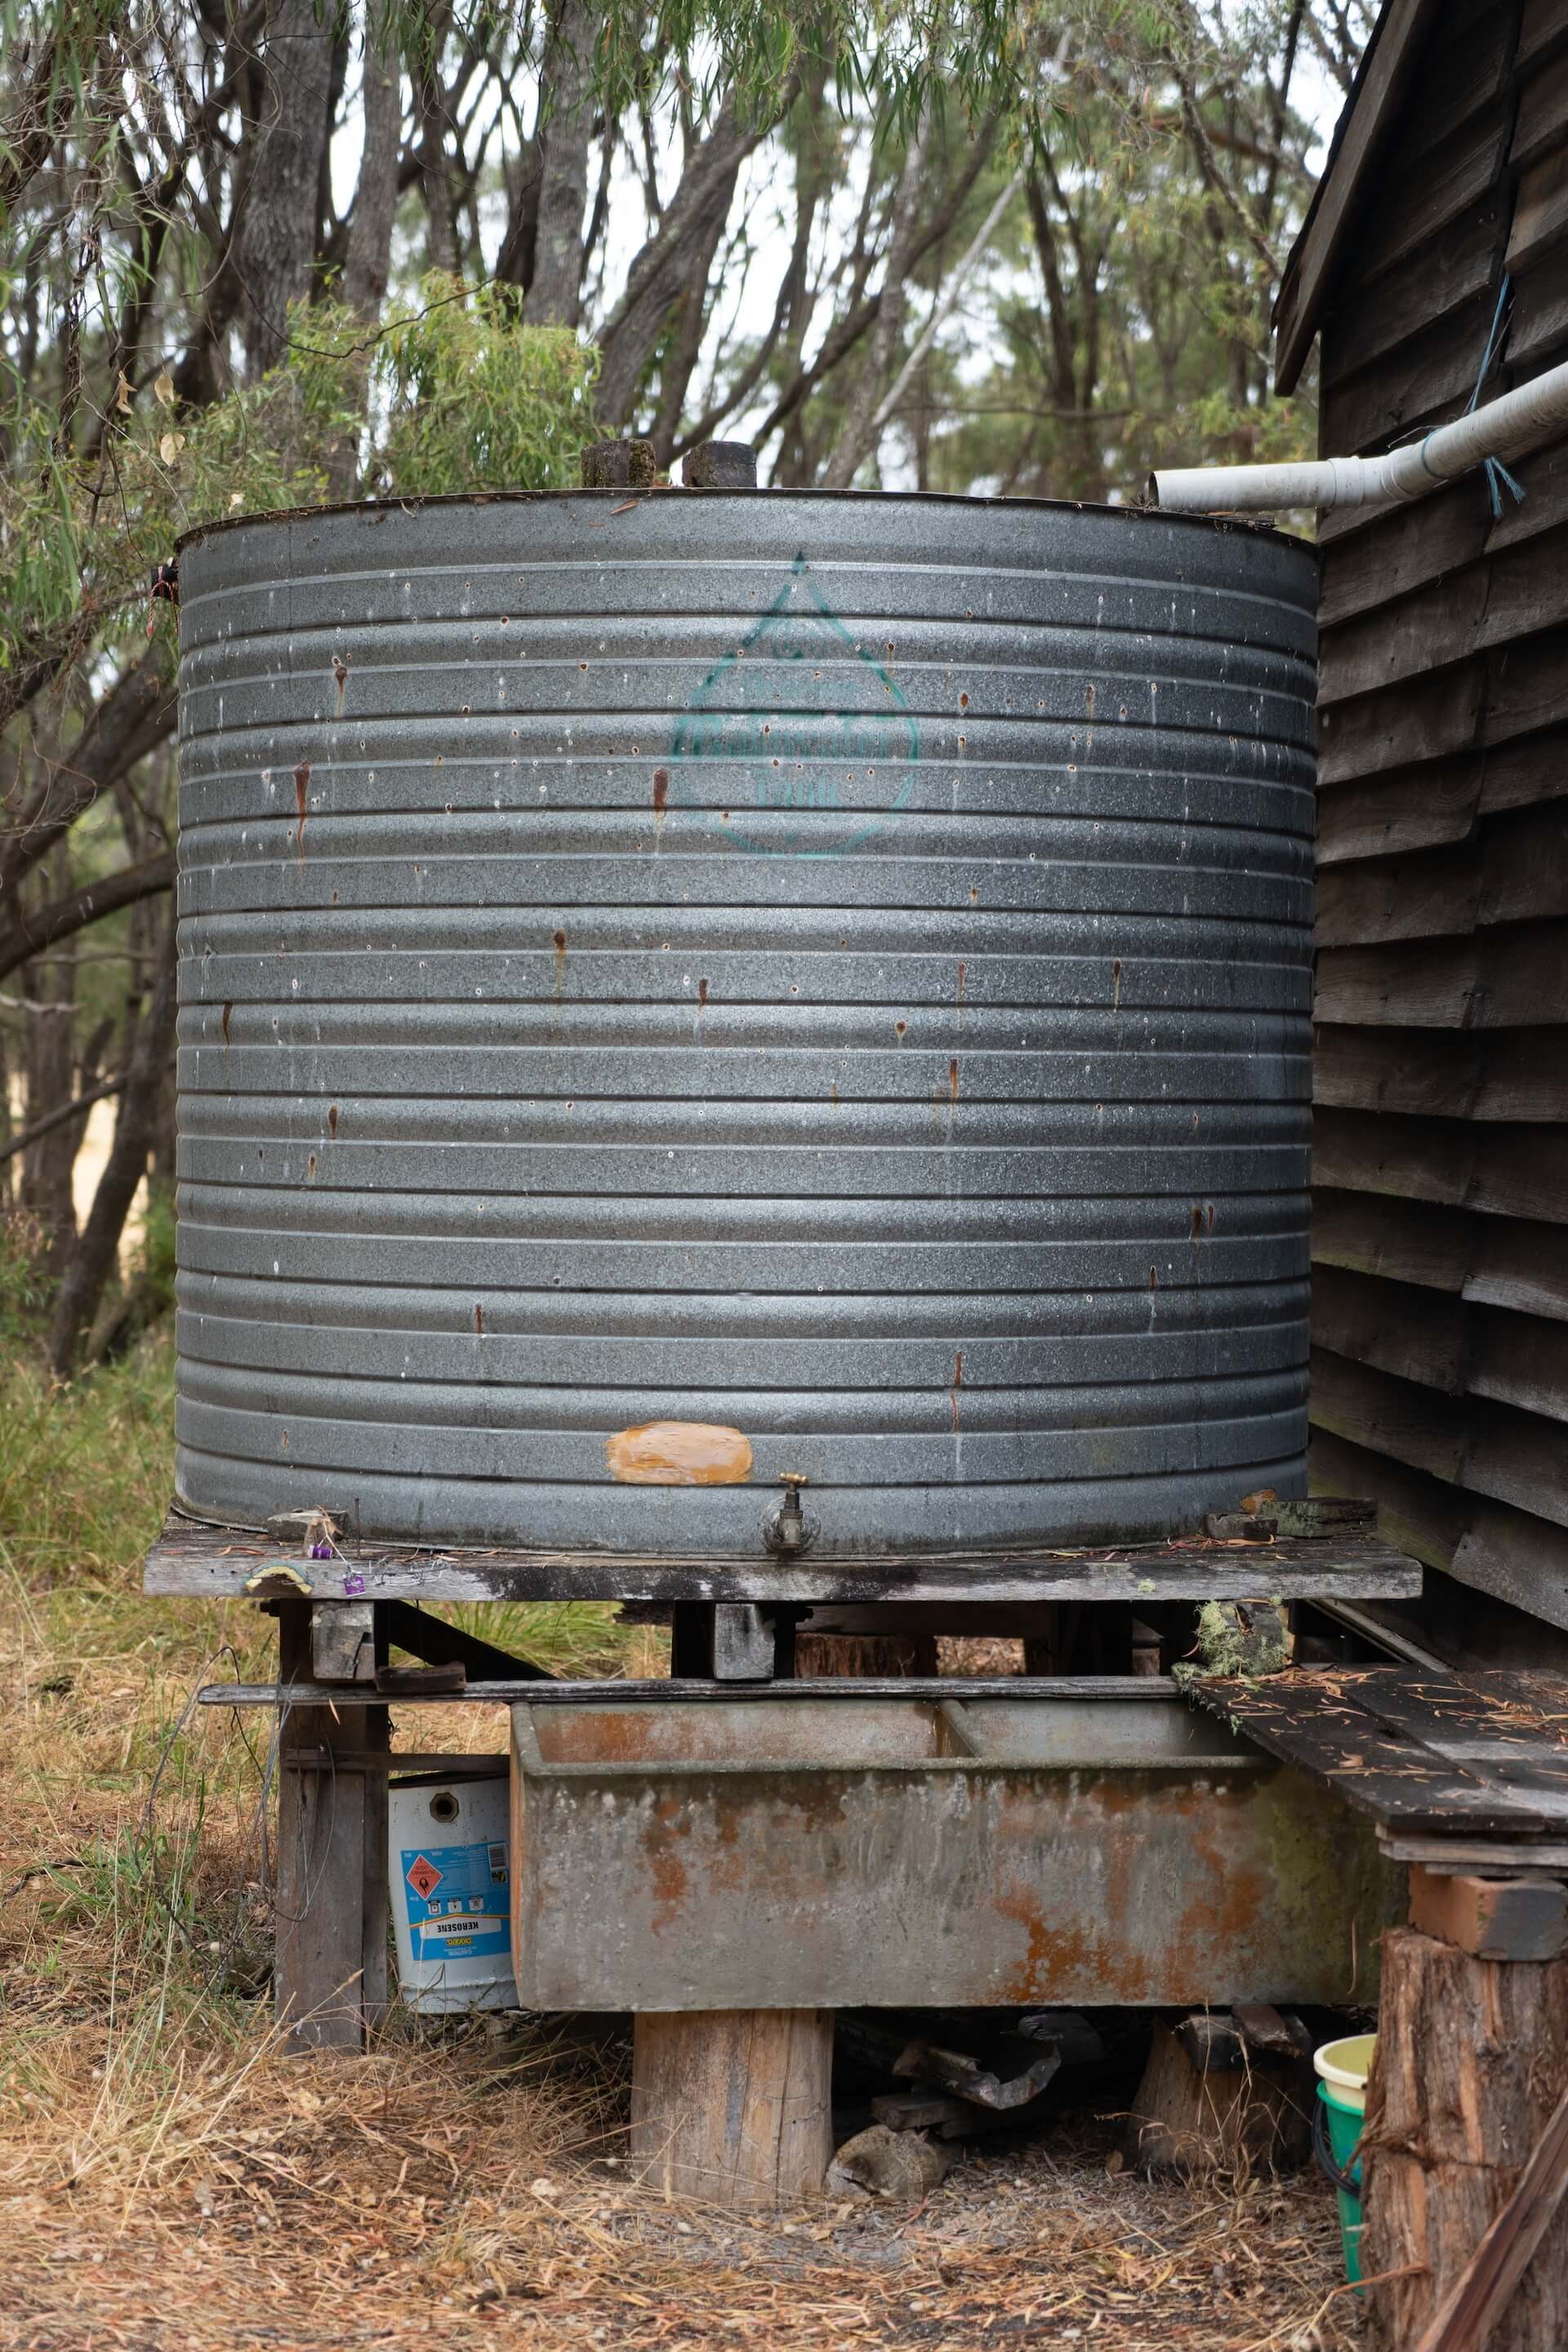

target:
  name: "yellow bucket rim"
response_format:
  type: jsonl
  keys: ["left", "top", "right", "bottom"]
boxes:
{"left": 1315, "top": 2032, "right": 1376, "bottom": 2113}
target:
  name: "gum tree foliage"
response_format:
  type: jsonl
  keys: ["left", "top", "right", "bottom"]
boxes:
{"left": 1, "top": 0, "right": 1370, "bottom": 1373}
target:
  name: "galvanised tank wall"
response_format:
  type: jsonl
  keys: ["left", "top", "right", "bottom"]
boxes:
{"left": 173, "top": 492, "right": 1316, "bottom": 1557}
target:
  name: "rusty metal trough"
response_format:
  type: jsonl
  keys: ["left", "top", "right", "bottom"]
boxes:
{"left": 509, "top": 1685, "right": 1400, "bottom": 2011}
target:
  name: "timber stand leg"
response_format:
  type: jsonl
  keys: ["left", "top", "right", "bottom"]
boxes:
{"left": 1363, "top": 1872, "right": 1568, "bottom": 2349}
{"left": 630, "top": 2010, "right": 835, "bottom": 2209}
{"left": 273, "top": 1600, "right": 390, "bottom": 2052}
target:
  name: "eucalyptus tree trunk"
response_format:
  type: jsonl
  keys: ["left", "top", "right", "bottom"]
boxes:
{"left": 234, "top": 0, "right": 336, "bottom": 376}
{"left": 524, "top": 0, "right": 596, "bottom": 327}
{"left": 822, "top": 117, "right": 931, "bottom": 487}
{"left": 48, "top": 929, "right": 177, "bottom": 1379}
{"left": 342, "top": 11, "right": 403, "bottom": 320}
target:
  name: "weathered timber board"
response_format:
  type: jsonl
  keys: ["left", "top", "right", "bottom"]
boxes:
{"left": 1510, "top": 140, "right": 1568, "bottom": 272}
{"left": 1312, "top": 1109, "right": 1568, "bottom": 1222}
{"left": 1321, "top": 199, "right": 1506, "bottom": 390}
{"left": 1309, "top": 1347, "right": 1568, "bottom": 1526}
{"left": 1321, "top": 529, "right": 1568, "bottom": 707}
{"left": 1318, "top": 446, "right": 1568, "bottom": 632}
{"left": 1317, "top": 661, "right": 1484, "bottom": 786}
{"left": 1313, "top": 933, "right": 1568, "bottom": 1029}
{"left": 1316, "top": 760, "right": 1481, "bottom": 866}
{"left": 1191, "top": 1666, "right": 1568, "bottom": 1836}
{"left": 1406, "top": 0, "right": 1524, "bottom": 156}
{"left": 1313, "top": 1265, "right": 1568, "bottom": 1422}
{"left": 1328, "top": 87, "right": 1512, "bottom": 313}
{"left": 1312, "top": 1189, "right": 1477, "bottom": 1294}
{"left": 1319, "top": 308, "right": 1490, "bottom": 460}
{"left": 205, "top": 1675, "right": 1218, "bottom": 1707}
{"left": 1318, "top": 638, "right": 1568, "bottom": 791}
{"left": 1508, "top": 245, "right": 1568, "bottom": 369}
{"left": 1312, "top": 1266, "right": 1468, "bottom": 1395}
{"left": 142, "top": 1508, "right": 1423, "bottom": 1605}
{"left": 1512, "top": 38, "right": 1568, "bottom": 168}
{"left": 1313, "top": 1027, "right": 1568, "bottom": 1125}
{"left": 1521, "top": 0, "right": 1568, "bottom": 71}
{"left": 1312, "top": 1427, "right": 1568, "bottom": 1633}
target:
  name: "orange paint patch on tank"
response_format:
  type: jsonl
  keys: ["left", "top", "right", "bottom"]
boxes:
{"left": 606, "top": 1420, "right": 754, "bottom": 1486}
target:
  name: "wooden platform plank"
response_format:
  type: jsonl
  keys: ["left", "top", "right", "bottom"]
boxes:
{"left": 141, "top": 1507, "right": 1424, "bottom": 1606}
{"left": 1192, "top": 1675, "right": 1544, "bottom": 1834}
{"left": 1193, "top": 1667, "right": 1568, "bottom": 1839}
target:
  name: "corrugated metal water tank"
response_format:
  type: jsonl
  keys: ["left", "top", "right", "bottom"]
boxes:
{"left": 173, "top": 492, "right": 1316, "bottom": 1560}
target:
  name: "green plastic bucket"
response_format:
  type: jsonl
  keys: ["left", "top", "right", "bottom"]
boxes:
{"left": 1314, "top": 2034, "right": 1375, "bottom": 2289}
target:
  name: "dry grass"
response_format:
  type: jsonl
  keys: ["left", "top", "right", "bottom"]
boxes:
{"left": 0, "top": 1332, "right": 1361, "bottom": 2350}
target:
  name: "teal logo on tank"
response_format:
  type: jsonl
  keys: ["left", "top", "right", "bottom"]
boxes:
{"left": 666, "top": 552, "right": 920, "bottom": 855}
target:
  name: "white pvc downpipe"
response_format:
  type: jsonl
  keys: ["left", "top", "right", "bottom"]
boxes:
{"left": 1150, "top": 352, "right": 1568, "bottom": 514}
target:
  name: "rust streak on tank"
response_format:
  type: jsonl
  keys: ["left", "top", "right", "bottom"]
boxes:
{"left": 652, "top": 766, "right": 669, "bottom": 816}
{"left": 327, "top": 1102, "right": 340, "bottom": 1140}
{"left": 474, "top": 1303, "right": 484, "bottom": 1338}
{"left": 606, "top": 1420, "right": 754, "bottom": 1486}
{"left": 948, "top": 1057, "right": 960, "bottom": 1103}
{"left": 292, "top": 758, "right": 311, "bottom": 862}
{"left": 553, "top": 928, "right": 567, "bottom": 1000}
{"left": 950, "top": 1349, "right": 964, "bottom": 1432}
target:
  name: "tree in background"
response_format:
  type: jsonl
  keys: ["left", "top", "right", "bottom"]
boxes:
{"left": 0, "top": 0, "right": 1371, "bottom": 1376}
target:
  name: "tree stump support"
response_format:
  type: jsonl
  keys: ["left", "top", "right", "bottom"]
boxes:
{"left": 1124, "top": 2009, "right": 1313, "bottom": 2177}
{"left": 1364, "top": 1871, "right": 1568, "bottom": 2350}
{"left": 630, "top": 2010, "right": 835, "bottom": 2208}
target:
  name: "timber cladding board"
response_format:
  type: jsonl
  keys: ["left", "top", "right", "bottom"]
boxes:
{"left": 1311, "top": 1424, "right": 1568, "bottom": 1628}
{"left": 1311, "top": 1190, "right": 1568, "bottom": 1321}
{"left": 1317, "top": 439, "right": 1568, "bottom": 632}
{"left": 1320, "top": 202, "right": 1508, "bottom": 394}
{"left": 1318, "top": 522, "right": 1568, "bottom": 706}
{"left": 1311, "top": 641, "right": 1568, "bottom": 779}
{"left": 1312, "top": 1027, "right": 1568, "bottom": 1122}
{"left": 1337, "top": 96, "right": 1513, "bottom": 298}
{"left": 1318, "top": 293, "right": 1503, "bottom": 458}
{"left": 1312, "top": 1109, "right": 1568, "bottom": 1222}
{"left": 1308, "top": 1348, "right": 1568, "bottom": 1530}
{"left": 1314, "top": 807, "right": 1568, "bottom": 945}
{"left": 1273, "top": 0, "right": 1443, "bottom": 394}
{"left": 1508, "top": 239, "right": 1568, "bottom": 372}
{"left": 1316, "top": 733, "right": 1568, "bottom": 867}
{"left": 1312, "top": 1263, "right": 1568, "bottom": 1419}
{"left": 1522, "top": 0, "right": 1568, "bottom": 69}
{"left": 1512, "top": 41, "right": 1568, "bottom": 171}
{"left": 1317, "top": 626, "right": 1568, "bottom": 777}
{"left": 1508, "top": 141, "right": 1568, "bottom": 274}
{"left": 1313, "top": 926, "right": 1568, "bottom": 1029}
